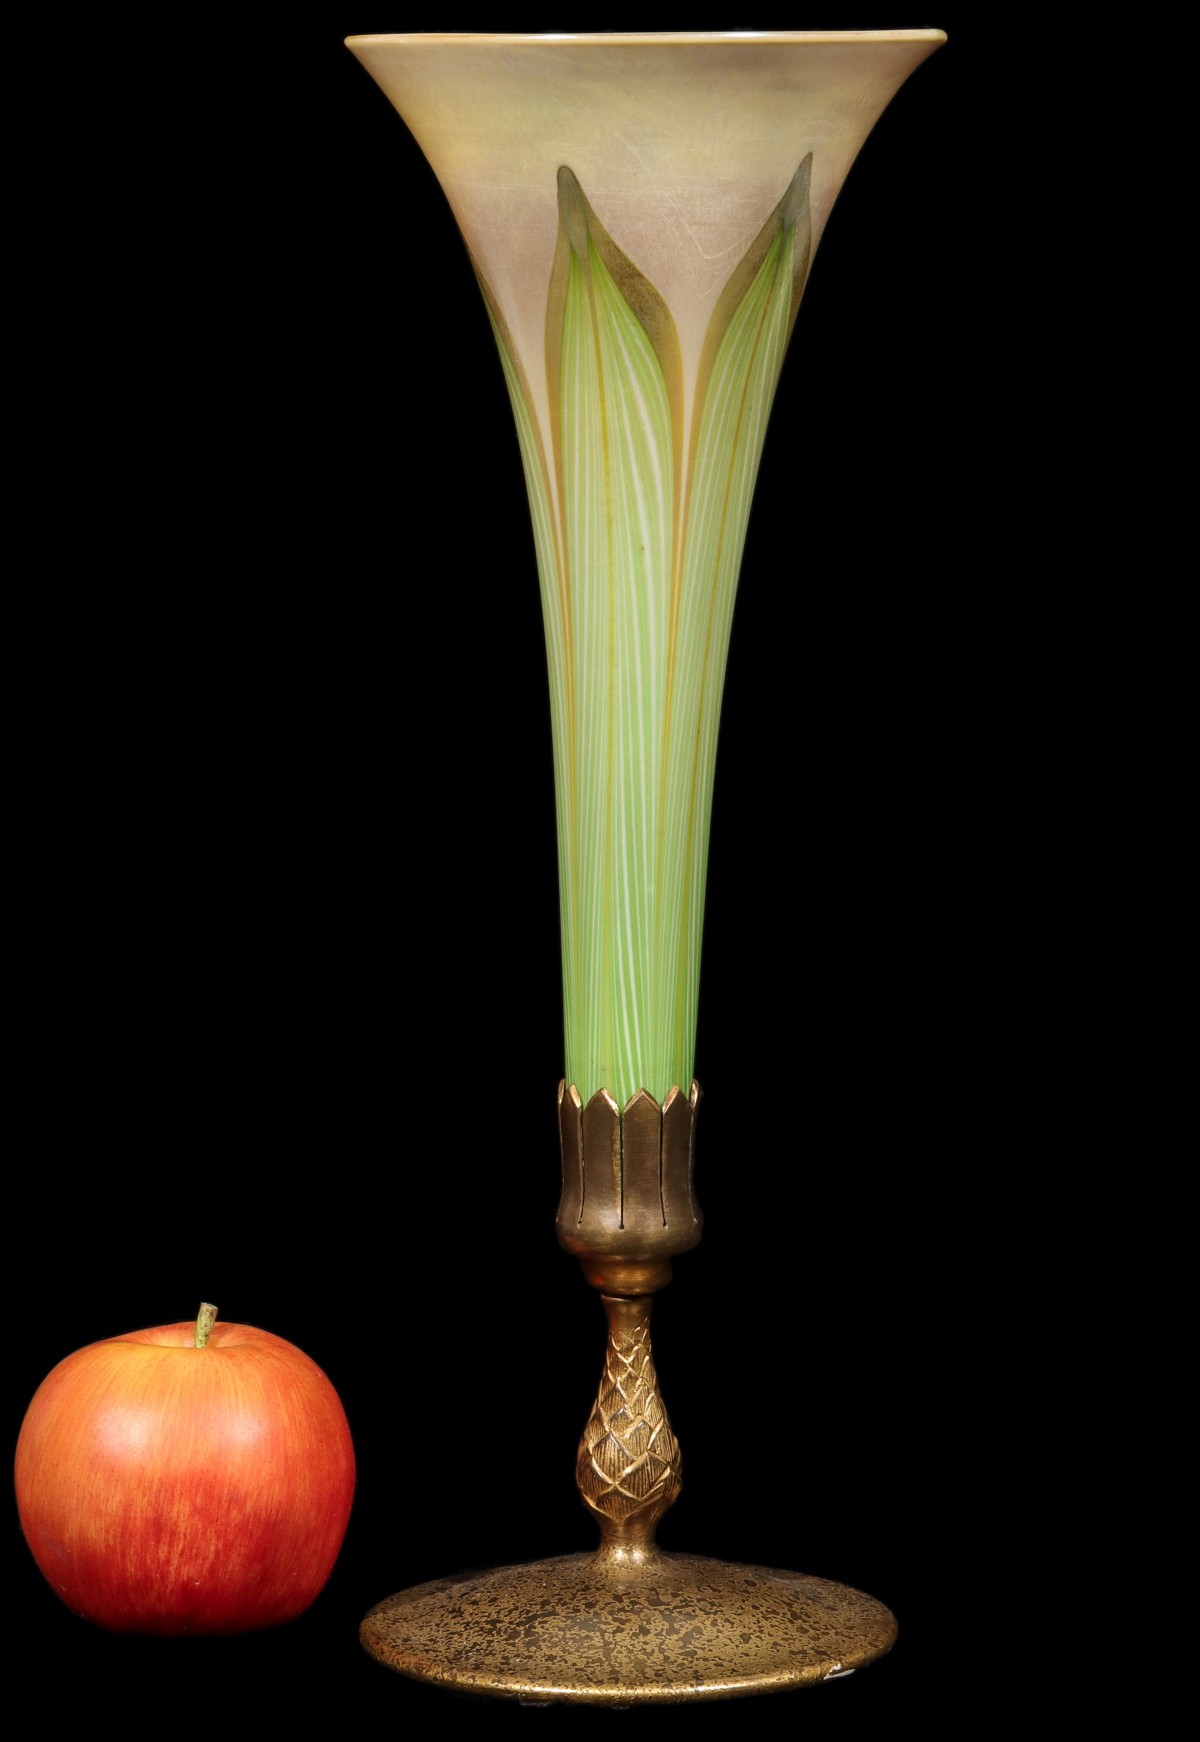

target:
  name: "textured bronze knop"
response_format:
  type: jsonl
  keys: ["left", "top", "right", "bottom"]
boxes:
{"left": 577, "top": 1295, "right": 681, "bottom": 1556}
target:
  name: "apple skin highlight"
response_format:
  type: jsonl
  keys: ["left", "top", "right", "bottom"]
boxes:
{"left": 14, "top": 1318, "right": 356, "bottom": 1636}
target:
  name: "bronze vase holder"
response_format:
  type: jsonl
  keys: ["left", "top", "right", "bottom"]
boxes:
{"left": 359, "top": 1082, "right": 896, "bottom": 1703}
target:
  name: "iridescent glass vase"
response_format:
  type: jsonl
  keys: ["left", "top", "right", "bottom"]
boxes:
{"left": 348, "top": 29, "right": 944, "bottom": 1704}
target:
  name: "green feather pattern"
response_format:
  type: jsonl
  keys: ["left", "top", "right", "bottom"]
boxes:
{"left": 482, "top": 157, "right": 813, "bottom": 1106}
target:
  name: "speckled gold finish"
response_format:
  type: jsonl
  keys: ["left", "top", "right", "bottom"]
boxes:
{"left": 359, "top": 1553, "right": 897, "bottom": 1704}
{"left": 359, "top": 1080, "right": 899, "bottom": 1702}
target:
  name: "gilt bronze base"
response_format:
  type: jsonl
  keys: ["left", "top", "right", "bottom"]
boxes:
{"left": 360, "top": 1082, "right": 897, "bottom": 1704}
{"left": 359, "top": 1552, "right": 896, "bottom": 1705}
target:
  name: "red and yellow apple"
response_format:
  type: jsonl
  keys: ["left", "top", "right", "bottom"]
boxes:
{"left": 14, "top": 1306, "right": 355, "bottom": 1635}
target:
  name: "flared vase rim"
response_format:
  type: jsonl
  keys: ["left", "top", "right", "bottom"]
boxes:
{"left": 345, "top": 29, "right": 947, "bottom": 49}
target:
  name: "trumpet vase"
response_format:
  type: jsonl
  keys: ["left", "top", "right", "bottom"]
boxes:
{"left": 349, "top": 29, "right": 944, "bottom": 1705}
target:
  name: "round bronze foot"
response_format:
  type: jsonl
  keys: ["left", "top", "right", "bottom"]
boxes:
{"left": 360, "top": 1550, "right": 896, "bottom": 1705}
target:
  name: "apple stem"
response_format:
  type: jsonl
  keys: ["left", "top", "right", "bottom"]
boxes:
{"left": 194, "top": 1302, "right": 218, "bottom": 1348}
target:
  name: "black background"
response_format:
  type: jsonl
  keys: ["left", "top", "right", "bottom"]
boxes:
{"left": 10, "top": 20, "right": 1003, "bottom": 1733}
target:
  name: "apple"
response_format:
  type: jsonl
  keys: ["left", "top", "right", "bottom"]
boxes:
{"left": 14, "top": 1304, "right": 355, "bottom": 1635}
